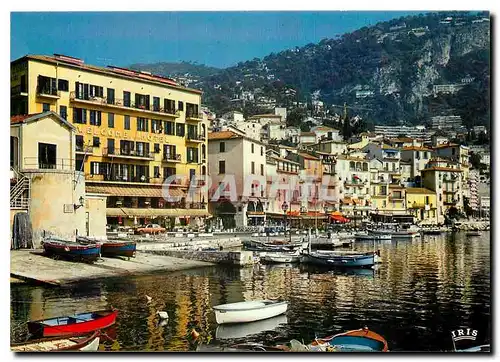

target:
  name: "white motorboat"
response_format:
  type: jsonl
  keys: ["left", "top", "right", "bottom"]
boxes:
{"left": 213, "top": 300, "right": 288, "bottom": 324}
{"left": 355, "top": 232, "right": 392, "bottom": 241}
{"left": 215, "top": 314, "right": 288, "bottom": 340}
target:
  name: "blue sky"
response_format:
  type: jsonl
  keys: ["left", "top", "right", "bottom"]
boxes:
{"left": 11, "top": 11, "right": 420, "bottom": 68}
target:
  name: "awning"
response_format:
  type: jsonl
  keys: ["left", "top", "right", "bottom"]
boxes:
{"left": 106, "top": 208, "right": 210, "bottom": 217}
{"left": 86, "top": 184, "right": 185, "bottom": 198}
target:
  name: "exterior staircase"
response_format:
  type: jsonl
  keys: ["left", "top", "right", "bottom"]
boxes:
{"left": 10, "top": 168, "right": 31, "bottom": 210}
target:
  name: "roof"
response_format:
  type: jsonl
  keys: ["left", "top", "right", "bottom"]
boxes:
{"left": 311, "top": 126, "right": 338, "bottom": 132}
{"left": 298, "top": 152, "right": 319, "bottom": 161}
{"left": 402, "top": 146, "right": 432, "bottom": 151}
{"left": 10, "top": 111, "right": 76, "bottom": 131}
{"left": 421, "top": 167, "right": 463, "bottom": 172}
{"left": 434, "top": 143, "right": 460, "bottom": 149}
{"left": 208, "top": 131, "right": 242, "bottom": 141}
{"left": 13, "top": 54, "right": 202, "bottom": 95}
{"left": 248, "top": 114, "right": 282, "bottom": 118}
{"left": 390, "top": 137, "right": 415, "bottom": 142}
{"left": 268, "top": 155, "right": 301, "bottom": 165}
{"left": 406, "top": 188, "right": 435, "bottom": 194}
{"left": 300, "top": 132, "right": 315, "bottom": 136}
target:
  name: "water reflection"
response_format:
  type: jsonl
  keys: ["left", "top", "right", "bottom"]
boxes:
{"left": 10, "top": 232, "right": 490, "bottom": 351}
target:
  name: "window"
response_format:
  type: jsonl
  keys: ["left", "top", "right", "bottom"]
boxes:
{"left": 187, "top": 147, "right": 198, "bottom": 163}
{"left": 164, "top": 167, "right": 176, "bottom": 178}
{"left": 164, "top": 99, "right": 176, "bottom": 114}
{"left": 93, "top": 137, "right": 100, "bottom": 147}
{"left": 163, "top": 145, "right": 177, "bottom": 160}
{"left": 186, "top": 103, "right": 199, "bottom": 118}
{"left": 89, "top": 85, "right": 104, "bottom": 98}
{"left": 260, "top": 164, "right": 264, "bottom": 176}
{"left": 137, "top": 117, "right": 148, "bottom": 132}
{"left": 261, "top": 147, "right": 263, "bottom": 156}
{"left": 176, "top": 123, "right": 185, "bottom": 137}
{"left": 152, "top": 119, "right": 162, "bottom": 133}
{"left": 38, "top": 143, "right": 57, "bottom": 169}
{"left": 107, "top": 139, "right": 115, "bottom": 154}
{"left": 154, "top": 166, "right": 160, "bottom": 178}
{"left": 251, "top": 144, "right": 254, "bottom": 153}
{"left": 220, "top": 142, "right": 226, "bottom": 152}
{"left": 424, "top": 151, "right": 428, "bottom": 160}
{"left": 178, "top": 101, "right": 184, "bottom": 111}
{"left": 59, "top": 105, "right": 67, "bottom": 120}
{"left": 154, "top": 143, "right": 160, "bottom": 153}
{"left": 73, "top": 108, "right": 87, "bottom": 124}
{"left": 89, "top": 110, "right": 102, "bottom": 126}
{"left": 42, "top": 103, "right": 50, "bottom": 112}
{"left": 189, "top": 169, "right": 196, "bottom": 182}
{"left": 57, "top": 79, "right": 69, "bottom": 91}
{"left": 135, "top": 142, "right": 150, "bottom": 157}
{"left": 219, "top": 160, "right": 226, "bottom": 174}
{"left": 37, "top": 75, "right": 57, "bottom": 95}
{"left": 75, "top": 135, "right": 84, "bottom": 151}
{"left": 124, "top": 115, "right": 130, "bottom": 130}
{"left": 108, "top": 113, "right": 115, "bottom": 128}
{"left": 123, "top": 91, "right": 131, "bottom": 107}
{"left": 425, "top": 196, "right": 430, "bottom": 205}
{"left": 153, "top": 97, "right": 160, "bottom": 112}
{"left": 251, "top": 162, "right": 255, "bottom": 174}
{"left": 107, "top": 88, "right": 115, "bottom": 104}
{"left": 187, "top": 124, "right": 198, "bottom": 139}
{"left": 135, "top": 93, "right": 150, "bottom": 110}
{"left": 164, "top": 121, "right": 174, "bottom": 135}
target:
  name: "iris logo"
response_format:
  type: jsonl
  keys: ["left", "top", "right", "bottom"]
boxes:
{"left": 451, "top": 328, "right": 478, "bottom": 342}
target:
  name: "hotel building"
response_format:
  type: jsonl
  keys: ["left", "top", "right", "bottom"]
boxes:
{"left": 11, "top": 54, "right": 209, "bottom": 228}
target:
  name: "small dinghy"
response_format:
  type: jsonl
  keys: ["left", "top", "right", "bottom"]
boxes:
{"left": 213, "top": 300, "right": 288, "bottom": 324}
{"left": 466, "top": 230, "right": 482, "bottom": 237}
{"left": 27, "top": 309, "right": 118, "bottom": 338}
{"left": 11, "top": 331, "right": 100, "bottom": 352}
{"left": 309, "top": 327, "right": 389, "bottom": 352}
{"left": 42, "top": 238, "right": 100, "bottom": 263}
{"left": 101, "top": 241, "right": 136, "bottom": 258}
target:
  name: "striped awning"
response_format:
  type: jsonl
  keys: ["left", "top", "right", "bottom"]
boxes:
{"left": 85, "top": 184, "right": 185, "bottom": 198}
{"left": 106, "top": 208, "right": 210, "bottom": 217}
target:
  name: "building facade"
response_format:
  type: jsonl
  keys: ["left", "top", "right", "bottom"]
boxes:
{"left": 11, "top": 54, "right": 209, "bottom": 228}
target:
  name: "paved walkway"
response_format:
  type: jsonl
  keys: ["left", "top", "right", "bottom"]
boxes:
{"left": 10, "top": 250, "right": 213, "bottom": 286}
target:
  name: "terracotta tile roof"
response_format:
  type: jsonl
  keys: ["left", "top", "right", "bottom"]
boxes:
{"left": 402, "top": 146, "right": 432, "bottom": 151}
{"left": 421, "top": 167, "right": 463, "bottom": 172}
{"left": 406, "top": 187, "right": 435, "bottom": 194}
{"left": 434, "top": 143, "right": 460, "bottom": 149}
{"left": 208, "top": 131, "right": 242, "bottom": 141}
{"left": 298, "top": 152, "right": 319, "bottom": 160}
{"left": 390, "top": 137, "right": 414, "bottom": 142}
{"left": 11, "top": 113, "right": 41, "bottom": 124}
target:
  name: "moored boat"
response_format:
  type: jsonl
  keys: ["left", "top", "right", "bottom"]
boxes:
{"left": 260, "top": 251, "right": 301, "bottom": 264}
{"left": 27, "top": 309, "right": 118, "bottom": 338}
{"left": 101, "top": 241, "right": 136, "bottom": 258}
{"left": 11, "top": 331, "right": 100, "bottom": 352}
{"left": 355, "top": 232, "right": 392, "bottom": 241}
{"left": 301, "top": 252, "right": 375, "bottom": 268}
{"left": 42, "top": 238, "right": 101, "bottom": 263}
{"left": 213, "top": 300, "right": 288, "bottom": 324}
{"left": 215, "top": 314, "right": 288, "bottom": 340}
{"left": 466, "top": 230, "right": 482, "bottom": 237}
{"left": 309, "top": 327, "right": 389, "bottom": 352}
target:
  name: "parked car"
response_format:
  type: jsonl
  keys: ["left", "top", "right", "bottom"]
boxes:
{"left": 135, "top": 224, "right": 166, "bottom": 235}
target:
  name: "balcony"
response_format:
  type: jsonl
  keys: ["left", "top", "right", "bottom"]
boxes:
{"left": 23, "top": 157, "right": 74, "bottom": 171}
{"left": 75, "top": 145, "right": 94, "bottom": 155}
{"left": 344, "top": 180, "right": 366, "bottom": 187}
{"left": 102, "top": 147, "right": 154, "bottom": 160}
{"left": 186, "top": 133, "right": 206, "bottom": 143}
{"left": 100, "top": 173, "right": 153, "bottom": 183}
{"left": 389, "top": 195, "right": 404, "bottom": 200}
{"left": 69, "top": 92, "right": 180, "bottom": 118}
{"left": 186, "top": 112, "right": 204, "bottom": 122}
{"left": 11, "top": 85, "right": 28, "bottom": 97}
{"left": 162, "top": 153, "right": 182, "bottom": 163}
{"left": 37, "top": 88, "right": 60, "bottom": 99}
{"left": 409, "top": 203, "right": 435, "bottom": 209}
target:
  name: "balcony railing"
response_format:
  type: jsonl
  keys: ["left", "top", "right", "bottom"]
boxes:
{"left": 186, "top": 112, "right": 204, "bottom": 120}
{"left": 75, "top": 145, "right": 94, "bottom": 154}
{"left": 37, "top": 87, "right": 60, "bottom": 98}
{"left": 70, "top": 92, "right": 180, "bottom": 117}
{"left": 102, "top": 174, "right": 151, "bottom": 183}
{"left": 162, "top": 153, "right": 182, "bottom": 162}
{"left": 186, "top": 133, "right": 206, "bottom": 142}
{"left": 103, "top": 147, "right": 153, "bottom": 159}
{"left": 23, "top": 157, "right": 74, "bottom": 170}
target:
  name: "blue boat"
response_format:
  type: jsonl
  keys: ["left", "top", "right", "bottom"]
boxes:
{"left": 42, "top": 238, "right": 100, "bottom": 263}
{"left": 101, "top": 241, "right": 136, "bottom": 258}
{"left": 301, "top": 252, "right": 375, "bottom": 268}
{"left": 309, "top": 327, "right": 389, "bottom": 352}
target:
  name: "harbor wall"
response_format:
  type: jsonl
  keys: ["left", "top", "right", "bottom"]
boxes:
{"left": 140, "top": 249, "right": 255, "bottom": 266}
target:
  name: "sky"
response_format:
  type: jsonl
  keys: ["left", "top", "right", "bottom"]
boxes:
{"left": 11, "top": 11, "right": 420, "bottom": 69}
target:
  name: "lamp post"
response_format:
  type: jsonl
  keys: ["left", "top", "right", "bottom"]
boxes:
{"left": 324, "top": 204, "right": 330, "bottom": 230}
{"left": 282, "top": 201, "right": 289, "bottom": 242}
{"left": 353, "top": 204, "right": 358, "bottom": 229}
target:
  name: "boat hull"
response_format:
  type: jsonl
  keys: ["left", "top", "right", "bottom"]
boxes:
{"left": 43, "top": 240, "right": 100, "bottom": 263}
{"left": 216, "top": 314, "right": 288, "bottom": 340}
{"left": 311, "top": 328, "right": 389, "bottom": 352}
{"left": 101, "top": 241, "right": 136, "bottom": 258}
{"left": 355, "top": 233, "right": 392, "bottom": 241}
{"left": 27, "top": 309, "right": 118, "bottom": 338}
{"left": 301, "top": 253, "right": 375, "bottom": 268}
{"left": 11, "top": 331, "right": 100, "bottom": 352}
{"left": 260, "top": 254, "right": 300, "bottom": 264}
{"left": 213, "top": 300, "right": 288, "bottom": 324}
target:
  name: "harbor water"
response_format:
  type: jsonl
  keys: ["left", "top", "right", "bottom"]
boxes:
{"left": 10, "top": 232, "right": 490, "bottom": 352}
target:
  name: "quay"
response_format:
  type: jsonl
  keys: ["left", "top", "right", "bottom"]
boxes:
{"left": 10, "top": 250, "right": 214, "bottom": 287}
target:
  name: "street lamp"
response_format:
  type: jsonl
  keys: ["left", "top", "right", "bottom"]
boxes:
{"left": 353, "top": 204, "right": 358, "bottom": 229}
{"left": 282, "top": 201, "right": 290, "bottom": 242}
{"left": 324, "top": 204, "right": 330, "bottom": 230}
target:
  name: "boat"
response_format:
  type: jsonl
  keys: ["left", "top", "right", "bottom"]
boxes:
{"left": 456, "top": 344, "right": 490, "bottom": 352}
{"left": 301, "top": 251, "right": 375, "bottom": 268}
{"left": 260, "top": 251, "right": 301, "bottom": 264}
{"left": 11, "top": 331, "right": 100, "bottom": 352}
{"left": 355, "top": 232, "right": 392, "bottom": 241}
{"left": 101, "top": 240, "right": 136, "bottom": 258}
{"left": 309, "top": 327, "right": 389, "bottom": 352}
{"left": 215, "top": 314, "right": 288, "bottom": 340}
{"left": 422, "top": 228, "right": 442, "bottom": 235}
{"left": 213, "top": 300, "right": 288, "bottom": 324}
{"left": 27, "top": 309, "right": 118, "bottom": 338}
{"left": 42, "top": 238, "right": 101, "bottom": 263}
{"left": 466, "top": 230, "right": 482, "bottom": 237}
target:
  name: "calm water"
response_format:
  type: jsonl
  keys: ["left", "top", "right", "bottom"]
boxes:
{"left": 11, "top": 232, "right": 491, "bottom": 352}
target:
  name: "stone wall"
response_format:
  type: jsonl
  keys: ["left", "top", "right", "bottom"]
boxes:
{"left": 140, "top": 249, "right": 255, "bottom": 266}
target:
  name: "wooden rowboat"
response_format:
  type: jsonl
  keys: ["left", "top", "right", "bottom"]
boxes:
{"left": 101, "top": 241, "right": 136, "bottom": 258}
{"left": 42, "top": 238, "right": 100, "bottom": 263}
{"left": 11, "top": 331, "right": 100, "bottom": 352}
{"left": 213, "top": 300, "right": 288, "bottom": 324}
{"left": 27, "top": 309, "right": 118, "bottom": 338}
{"left": 301, "top": 252, "right": 375, "bottom": 268}
{"left": 309, "top": 327, "right": 389, "bottom": 352}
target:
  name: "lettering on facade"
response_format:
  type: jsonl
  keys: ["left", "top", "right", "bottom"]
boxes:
{"left": 76, "top": 126, "right": 168, "bottom": 143}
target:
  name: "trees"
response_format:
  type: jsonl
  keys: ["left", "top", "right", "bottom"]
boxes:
{"left": 286, "top": 108, "right": 307, "bottom": 127}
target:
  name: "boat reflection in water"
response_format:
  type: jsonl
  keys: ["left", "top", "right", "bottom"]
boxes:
{"left": 299, "top": 264, "right": 379, "bottom": 278}
{"left": 216, "top": 314, "right": 288, "bottom": 340}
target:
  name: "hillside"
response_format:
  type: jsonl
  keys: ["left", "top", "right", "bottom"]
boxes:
{"left": 129, "top": 61, "right": 220, "bottom": 82}
{"left": 133, "top": 11, "right": 490, "bottom": 127}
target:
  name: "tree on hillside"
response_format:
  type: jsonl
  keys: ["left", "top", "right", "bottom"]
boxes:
{"left": 286, "top": 108, "right": 307, "bottom": 127}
